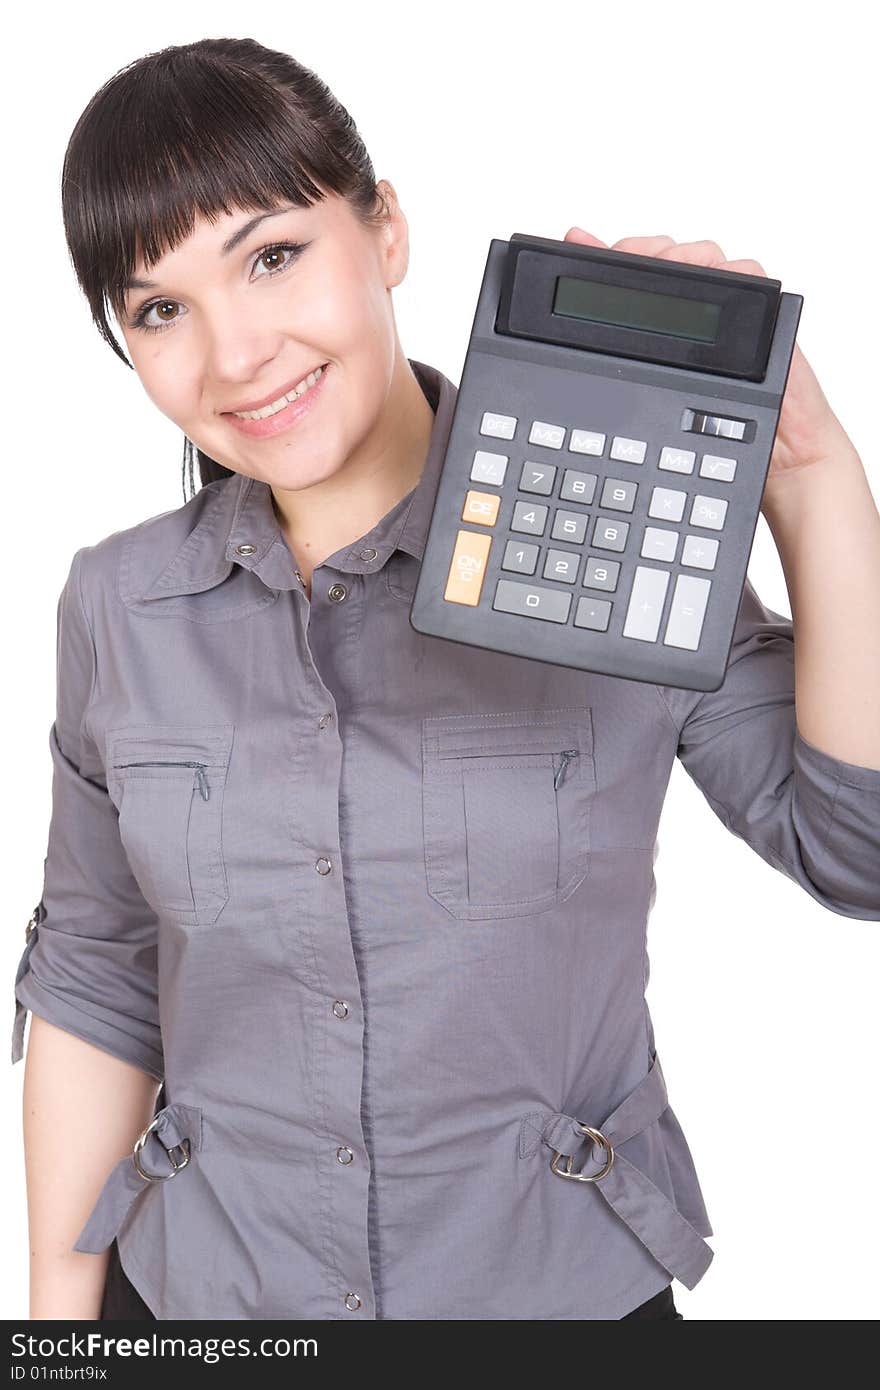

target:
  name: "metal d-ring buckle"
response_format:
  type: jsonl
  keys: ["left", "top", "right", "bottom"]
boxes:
{"left": 549, "top": 1122, "right": 615, "bottom": 1182}
{"left": 132, "top": 1115, "right": 192, "bottom": 1182}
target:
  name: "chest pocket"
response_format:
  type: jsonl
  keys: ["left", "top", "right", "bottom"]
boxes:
{"left": 421, "top": 708, "right": 596, "bottom": 921}
{"left": 106, "top": 724, "right": 234, "bottom": 927}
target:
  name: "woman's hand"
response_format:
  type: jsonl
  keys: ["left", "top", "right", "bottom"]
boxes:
{"left": 562, "top": 228, "right": 861, "bottom": 492}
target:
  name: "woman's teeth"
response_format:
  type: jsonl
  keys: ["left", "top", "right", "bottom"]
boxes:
{"left": 232, "top": 365, "right": 325, "bottom": 420}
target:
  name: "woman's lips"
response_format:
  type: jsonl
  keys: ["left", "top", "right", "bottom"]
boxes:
{"left": 223, "top": 363, "right": 331, "bottom": 439}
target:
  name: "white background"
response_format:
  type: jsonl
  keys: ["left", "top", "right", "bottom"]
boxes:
{"left": 3, "top": 0, "right": 878, "bottom": 1322}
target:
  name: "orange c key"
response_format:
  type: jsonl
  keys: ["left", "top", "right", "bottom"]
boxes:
{"left": 444, "top": 529, "right": 493, "bottom": 606}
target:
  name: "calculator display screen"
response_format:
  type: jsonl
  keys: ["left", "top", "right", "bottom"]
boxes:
{"left": 553, "top": 274, "right": 722, "bottom": 344}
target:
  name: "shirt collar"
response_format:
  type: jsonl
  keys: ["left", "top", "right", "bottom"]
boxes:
{"left": 140, "top": 359, "right": 458, "bottom": 601}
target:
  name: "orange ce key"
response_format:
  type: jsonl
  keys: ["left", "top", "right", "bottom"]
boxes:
{"left": 461, "top": 490, "right": 501, "bottom": 526}
{"left": 444, "top": 530, "right": 493, "bottom": 606}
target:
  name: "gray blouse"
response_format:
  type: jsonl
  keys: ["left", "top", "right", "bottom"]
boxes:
{"left": 11, "top": 359, "right": 880, "bottom": 1319}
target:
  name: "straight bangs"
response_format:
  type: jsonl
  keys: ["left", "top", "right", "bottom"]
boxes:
{"left": 60, "top": 38, "right": 387, "bottom": 494}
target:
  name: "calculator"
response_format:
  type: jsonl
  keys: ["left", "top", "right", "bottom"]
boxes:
{"left": 409, "top": 232, "right": 803, "bottom": 692}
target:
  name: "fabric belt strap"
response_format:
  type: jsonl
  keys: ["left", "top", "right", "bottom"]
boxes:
{"left": 73, "top": 1101, "right": 202, "bottom": 1254}
{"left": 520, "top": 1052, "right": 713, "bottom": 1290}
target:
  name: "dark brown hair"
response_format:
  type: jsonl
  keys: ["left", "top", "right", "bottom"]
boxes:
{"left": 61, "top": 37, "right": 389, "bottom": 499}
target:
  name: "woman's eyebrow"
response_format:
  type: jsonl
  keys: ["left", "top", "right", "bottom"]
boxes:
{"left": 123, "top": 204, "right": 299, "bottom": 291}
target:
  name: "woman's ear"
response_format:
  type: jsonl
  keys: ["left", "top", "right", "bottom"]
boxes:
{"left": 376, "top": 178, "right": 410, "bottom": 290}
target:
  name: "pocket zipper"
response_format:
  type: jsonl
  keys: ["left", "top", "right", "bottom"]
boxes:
{"left": 112, "top": 760, "right": 211, "bottom": 801}
{"left": 553, "top": 749, "right": 579, "bottom": 790}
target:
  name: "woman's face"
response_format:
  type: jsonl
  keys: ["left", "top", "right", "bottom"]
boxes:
{"left": 118, "top": 184, "right": 409, "bottom": 490}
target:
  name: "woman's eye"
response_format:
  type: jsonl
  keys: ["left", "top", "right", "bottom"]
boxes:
{"left": 131, "top": 241, "right": 307, "bottom": 335}
{"left": 254, "top": 243, "right": 301, "bottom": 277}
{"left": 136, "top": 300, "right": 180, "bottom": 332}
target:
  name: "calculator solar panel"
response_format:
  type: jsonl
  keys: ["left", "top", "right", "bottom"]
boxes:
{"left": 410, "top": 233, "right": 802, "bottom": 692}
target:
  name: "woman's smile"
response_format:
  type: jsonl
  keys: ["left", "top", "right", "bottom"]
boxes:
{"left": 222, "top": 361, "right": 332, "bottom": 438}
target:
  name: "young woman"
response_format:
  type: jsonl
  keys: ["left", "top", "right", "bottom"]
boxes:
{"left": 13, "top": 36, "right": 880, "bottom": 1322}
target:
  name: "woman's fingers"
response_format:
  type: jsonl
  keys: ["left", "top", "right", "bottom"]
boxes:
{"left": 609, "top": 235, "right": 677, "bottom": 255}
{"left": 562, "top": 227, "right": 610, "bottom": 247}
{"left": 652, "top": 239, "right": 729, "bottom": 266}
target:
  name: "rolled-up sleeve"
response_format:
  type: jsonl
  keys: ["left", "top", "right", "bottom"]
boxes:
{"left": 656, "top": 576, "right": 880, "bottom": 921}
{"left": 11, "top": 547, "right": 164, "bottom": 1079}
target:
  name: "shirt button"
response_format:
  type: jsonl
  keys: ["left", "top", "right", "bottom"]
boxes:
{"left": 344, "top": 1292, "right": 361, "bottom": 1311}
{"left": 318, "top": 712, "right": 333, "bottom": 730}
{"left": 315, "top": 857, "right": 332, "bottom": 875}
{"left": 327, "top": 583, "right": 347, "bottom": 602}
{"left": 359, "top": 547, "right": 378, "bottom": 561}
{"left": 294, "top": 569, "right": 304, "bottom": 583}
{"left": 336, "top": 1146, "right": 355, "bottom": 1164}
{"left": 332, "top": 1000, "right": 349, "bottom": 1019}
{"left": 235, "top": 543, "right": 257, "bottom": 556}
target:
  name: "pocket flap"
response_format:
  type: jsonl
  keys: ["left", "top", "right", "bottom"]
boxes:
{"left": 107, "top": 723, "right": 234, "bottom": 771}
{"left": 426, "top": 708, "right": 594, "bottom": 761}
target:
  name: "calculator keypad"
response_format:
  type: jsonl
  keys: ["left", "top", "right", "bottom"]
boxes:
{"left": 480, "top": 411, "right": 517, "bottom": 440}
{"left": 519, "top": 462, "right": 556, "bottom": 495}
{"left": 528, "top": 421, "right": 566, "bottom": 449}
{"left": 471, "top": 450, "right": 509, "bottom": 486}
{"left": 560, "top": 470, "right": 598, "bottom": 504}
{"left": 444, "top": 530, "right": 492, "bottom": 606}
{"left": 551, "top": 511, "right": 588, "bottom": 544}
{"left": 658, "top": 446, "right": 696, "bottom": 473}
{"left": 446, "top": 407, "right": 737, "bottom": 654}
{"left": 610, "top": 437, "right": 648, "bottom": 464}
{"left": 648, "top": 487, "right": 687, "bottom": 522}
{"left": 462, "top": 490, "right": 501, "bottom": 526}
{"left": 569, "top": 429, "right": 605, "bottom": 455}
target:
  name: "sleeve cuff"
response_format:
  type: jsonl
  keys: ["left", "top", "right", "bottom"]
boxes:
{"left": 795, "top": 725, "right": 880, "bottom": 792}
{"left": 13, "top": 968, "right": 164, "bottom": 1082}
{"left": 793, "top": 725, "right": 880, "bottom": 918}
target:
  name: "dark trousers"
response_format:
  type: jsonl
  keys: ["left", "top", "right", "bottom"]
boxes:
{"left": 100, "top": 1237, "right": 682, "bottom": 1320}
